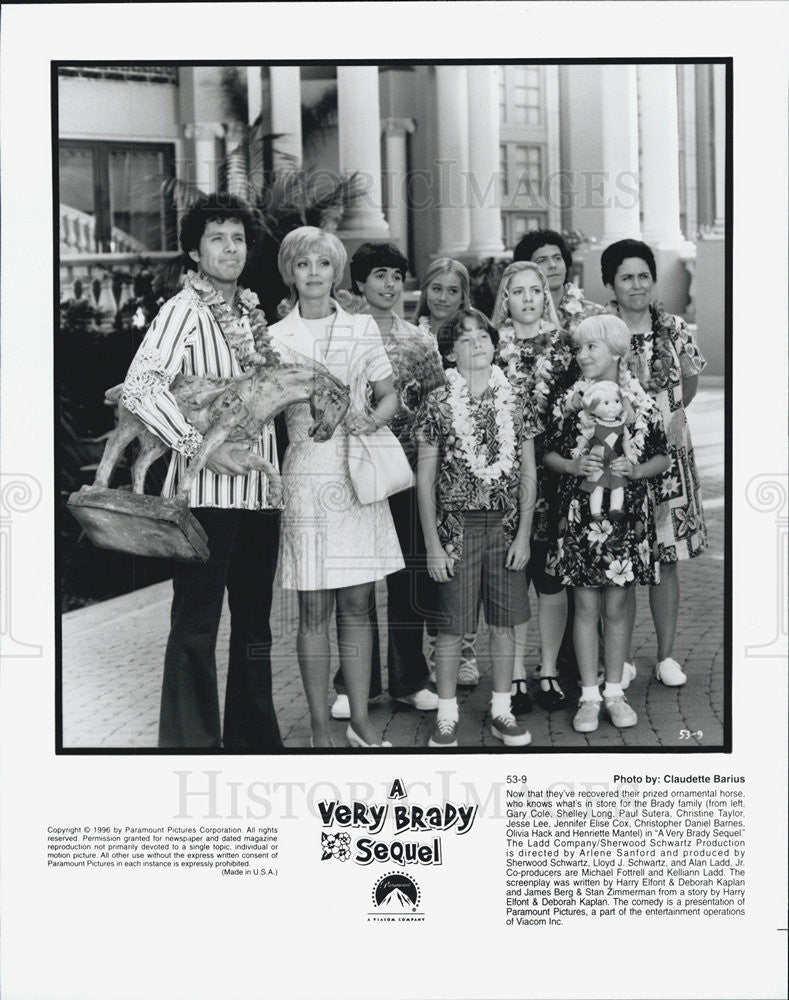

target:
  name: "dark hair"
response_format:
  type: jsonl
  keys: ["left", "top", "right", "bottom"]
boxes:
{"left": 179, "top": 194, "right": 259, "bottom": 258}
{"left": 513, "top": 228, "right": 572, "bottom": 273}
{"left": 600, "top": 239, "right": 657, "bottom": 287}
{"left": 437, "top": 307, "right": 499, "bottom": 364}
{"left": 349, "top": 241, "right": 409, "bottom": 292}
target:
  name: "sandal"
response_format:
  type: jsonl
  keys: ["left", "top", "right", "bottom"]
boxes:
{"left": 535, "top": 674, "right": 566, "bottom": 712}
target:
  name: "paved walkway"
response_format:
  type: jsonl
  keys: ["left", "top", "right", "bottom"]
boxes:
{"left": 61, "top": 380, "right": 725, "bottom": 752}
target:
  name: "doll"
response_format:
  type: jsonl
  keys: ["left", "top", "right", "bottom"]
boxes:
{"left": 577, "top": 380, "right": 633, "bottom": 520}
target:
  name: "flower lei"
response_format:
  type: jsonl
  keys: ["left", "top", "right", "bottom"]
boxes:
{"left": 559, "top": 283, "right": 586, "bottom": 317}
{"left": 497, "top": 319, "right": 559, "bottom": 413}
{"left": 615, "top": 302, "right": 676, "bottom": 393}
{"left": 564, "top": 371, "right": 652, "bottom": 463}
{"left": 183, "top": 270, "right": 279, "bottom": 370}
{"left": 446, "top": 366, "right": 516, "bottom": 483}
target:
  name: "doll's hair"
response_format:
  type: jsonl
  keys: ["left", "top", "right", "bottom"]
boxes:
{"left": 490, "top": 260, "right": 562, "bottom": 330}
{"left": 416, "top": 257, "right": 471, "bottom": 320}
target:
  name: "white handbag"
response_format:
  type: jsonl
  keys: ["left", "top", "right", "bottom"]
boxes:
{"left": 347, "top": 426, "right": 415, "bottom": 504}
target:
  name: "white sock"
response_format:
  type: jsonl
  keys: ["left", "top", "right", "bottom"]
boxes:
{"left": 491, "top": 692, "right": 512, "bottom": 718}
{"left": 603, "top": 682, "right": 623, "bottom": 699}
{"left": 581, "top": 685, "right": 602, "bottom": 703}
{"left": 437, "top": 697, "right": 459, "bottom": 721}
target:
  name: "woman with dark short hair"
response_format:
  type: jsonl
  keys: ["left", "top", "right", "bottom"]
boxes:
{"left": 601, "top": 238, "right": 708, "bottom": 689}
{"left": 329, "top": 242, "right": 445, "bottom": 721}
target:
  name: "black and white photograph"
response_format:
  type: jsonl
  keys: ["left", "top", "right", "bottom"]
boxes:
{"left": 1, "top": 4, "right": 787, "bottom": 1000}
{"left": 58, "top": 59, "right": 728, "bottom": 752}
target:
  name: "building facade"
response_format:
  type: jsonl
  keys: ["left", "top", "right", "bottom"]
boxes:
{"left": 58, "top": 61, "right": 727, "bottom": 373}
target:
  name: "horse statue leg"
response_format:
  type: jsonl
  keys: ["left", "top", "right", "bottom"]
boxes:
{"left": 131, "top": 431, "right": 168, "bottom": 495}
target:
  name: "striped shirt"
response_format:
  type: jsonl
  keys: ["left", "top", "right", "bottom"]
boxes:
{"left": 122, "top": 283, "right": 279, "bottom": 510}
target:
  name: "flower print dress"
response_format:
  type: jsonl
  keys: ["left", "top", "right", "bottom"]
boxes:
{"left": 495, "top": 320, "right": 577, "bottom": 547}
{"left": 620, "top": 304, "right": 708, "bottom": 562}
{"left": 545, "top": 375, "right": 668, "bottom": 587}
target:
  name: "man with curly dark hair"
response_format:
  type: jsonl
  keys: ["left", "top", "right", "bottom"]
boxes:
{"left": 121, "top": 194, "right": 282, "bottom": 750}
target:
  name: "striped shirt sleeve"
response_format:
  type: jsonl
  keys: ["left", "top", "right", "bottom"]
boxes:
{"left": 121, "top": 294, "right": 203, "bottom": 458}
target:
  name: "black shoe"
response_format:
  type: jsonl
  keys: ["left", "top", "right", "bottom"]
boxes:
{"left": 511, "top": 679, "right": 533, "bottom": 715}
{"left": 535, "top": 675, "right": 566, "bottom": 712}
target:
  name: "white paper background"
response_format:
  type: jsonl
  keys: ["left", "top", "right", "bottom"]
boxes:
{"left": 1, "top": 3, "right": 787, "bottom": 999}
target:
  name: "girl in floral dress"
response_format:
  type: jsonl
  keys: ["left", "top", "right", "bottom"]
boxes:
{"left": 543, "top": 315, "right": 670, "bottom": 734}
{"left": 491, "top": 261, "right": 576, "bottom": 714}
{"left": 601, "top": 239, "right": 708, "bottom": 687}
{"left": 415, "top": 258, "right": 481, "bottom": 687}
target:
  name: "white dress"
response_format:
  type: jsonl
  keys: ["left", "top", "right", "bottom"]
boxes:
{"left": 268, "top": 301, "right": 405, "bottom": 591}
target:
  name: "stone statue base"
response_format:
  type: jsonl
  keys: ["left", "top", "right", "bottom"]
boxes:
{"left": 67, "top": 486, "right": 209, "bottom": 564}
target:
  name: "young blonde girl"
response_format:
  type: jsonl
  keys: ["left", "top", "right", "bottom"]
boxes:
{"left": 416, "top": 257, "right": 479, "bottom": 685}
{"left": 491, "top": 261, "right": 577, "bottom": 714}
{"left": 543, "top": 315, "right": 670, "bottom": 734}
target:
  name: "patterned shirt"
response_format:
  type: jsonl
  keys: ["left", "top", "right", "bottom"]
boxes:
{"left": 122, "top": 284, "right": 278, "bottom": 510}
{"left": 376, "top": 312, "right": 445, "bottom": 471}
{"left": 415, "top": 374, "right": 541, "bottom": 560}
{"left": 556, "top": 284, "right": 608, "bottom": 335}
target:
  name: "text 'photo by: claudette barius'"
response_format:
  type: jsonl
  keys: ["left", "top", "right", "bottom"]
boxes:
{"left": 57, "top": 59, "right": 729, "bottom": 755}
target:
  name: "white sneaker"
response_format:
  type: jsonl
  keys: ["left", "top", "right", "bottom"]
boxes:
{"left": 457, "top": 656, "right": 480, "bottom": 687}
{"left": 330, "top": 694, "right": 350, "bottom": 720}
{"left": 656, "top": 657, "right": 687, "bottom": 687}
{"left": 621, "top": 661, "right": 637, "bottom": 691}
{"left": 393, "top": 688, "right": 439, "bottom": 711}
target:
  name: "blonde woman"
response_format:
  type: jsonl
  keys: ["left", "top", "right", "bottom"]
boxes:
{"left": 491, "top": 261, "right": 577, "bottom": 714}
{"left": 267, "top": 227, "right": 404, "bottom": 748}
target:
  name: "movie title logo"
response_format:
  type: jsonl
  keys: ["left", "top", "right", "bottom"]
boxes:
{"left": 319, "top": 777, "right": 479, "bottom": 866}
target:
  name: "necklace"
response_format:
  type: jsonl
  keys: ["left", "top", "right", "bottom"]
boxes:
{"left": 183, "top": 270, "right": 278, "bottom": 370}
{"left": 446, "top": 366, "right": 516, "bottom": 483}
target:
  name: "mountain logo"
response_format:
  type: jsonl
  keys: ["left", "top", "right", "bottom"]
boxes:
{"left": 372, "top": 872, "right": 420, "bottom": 911}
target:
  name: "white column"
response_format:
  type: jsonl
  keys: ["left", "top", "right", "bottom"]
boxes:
{"left": 183, "top": 123, "right": 224, "bottom": 195}
{"left": 246, "top": 66, "right": 263, "bottom": 125}
{"left": 637, "top": 65, "right": 684, "bottom": 249}
{"left": 337, "top": 66, "right": 389, "bottom": 235}
{"left": 381, "top": 117, "right": 415, "bottom": 249}
{"left": 712, "top": 63, "right": 726, "bottom": 233}
{"left": 269, "top": 66, "right": 302, "bottom": 169}
{"left": 466, "top": 65, "right": 504, "bottom": 256}
{"left": 599, "top": 65, "right": 641, "bottom": 242}
{"left": 435, "top": 65, "right": 471, "bottom": 256}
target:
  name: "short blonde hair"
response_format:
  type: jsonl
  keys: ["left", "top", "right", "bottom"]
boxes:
{"left": 572, "top": 314, "right": 631, "bottom": 358}
{"left": 416, "top": 257, "right": 471, "bottom": 319}
{"left": 277, "top": 226, "right": 348, "bottom": 307}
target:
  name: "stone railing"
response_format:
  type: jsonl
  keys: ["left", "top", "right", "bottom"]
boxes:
{"left": 58, "top": 65, "right": 178, "bottom": 84}
{"left": 60, "top": 204, "right": 150, "bottom": 256}
{"left": 60, "top": 252, "right": 181, "bottom": 329}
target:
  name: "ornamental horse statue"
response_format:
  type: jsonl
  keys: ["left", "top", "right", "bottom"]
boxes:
{"left": 94, "top": 359, "right": 350, "bottom": 501}
{"left": 68, "top": 358, "right": 350, "bottom": 562}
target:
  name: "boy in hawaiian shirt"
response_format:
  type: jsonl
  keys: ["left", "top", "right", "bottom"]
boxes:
{"left": 416, "top": 308, "right": 539, "bottom": 748}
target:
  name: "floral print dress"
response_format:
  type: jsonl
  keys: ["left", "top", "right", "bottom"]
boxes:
{"left": 620, "top": 304, "right": 708, "bottom": 562}
{"left": 545, "top": 375, "right": 668, "bottom": 587}
{"left": 495, "top": 320, "right": 577, "bottom": 546}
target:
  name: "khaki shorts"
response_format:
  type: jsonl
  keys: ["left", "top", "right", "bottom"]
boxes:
{"left": 436, "top": 510, "right": 530, "bottom": 635}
